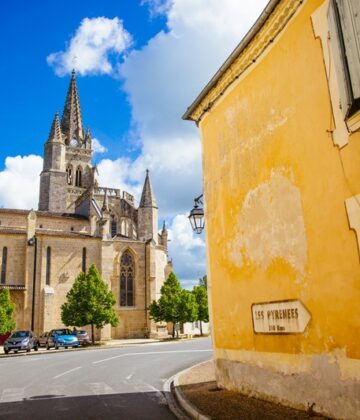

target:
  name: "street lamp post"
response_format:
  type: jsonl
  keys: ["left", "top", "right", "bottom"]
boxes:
{"left": 188, "top": 194, "right": 205, "bottom": 234}
{"left": 28, "top": 236, "right": 37, "bottom": 331}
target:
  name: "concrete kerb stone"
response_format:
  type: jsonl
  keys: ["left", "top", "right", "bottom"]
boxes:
{"left": 171, "top": 360, "right": 212, "bottom": 420}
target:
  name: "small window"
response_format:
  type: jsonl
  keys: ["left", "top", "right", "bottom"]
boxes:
{"left": 329, "top": 0, "right": 360, "bottom": 117}
{"left": 111, "top": 220, "right": 117, "bottom": 237}
{"left": 46, "top": 247, "right": 51, "bottom": 286}
{"left": 1, "top": 247, "right": 7, "bottom": 284}
{"left": 75, "top": 167, "right": 82, "bottom": 187}
{"left": 82, "top": 247, "right": 87, "bottom": 272}
{"left": 66, "top": 165, "right": 73, "bottom": 185}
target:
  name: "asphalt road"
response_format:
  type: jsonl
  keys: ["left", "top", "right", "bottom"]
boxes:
{"left": 0, "top": 337, "right": 212, "bottom": 419}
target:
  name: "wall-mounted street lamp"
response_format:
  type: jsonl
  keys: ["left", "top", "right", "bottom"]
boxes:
{"left": 188, "top": 194, "right": 205, "bottom": 234}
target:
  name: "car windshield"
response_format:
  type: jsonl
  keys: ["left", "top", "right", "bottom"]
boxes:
{"left": 54, "top": 329, "right": 73, "bottom": 336}
{"left": 10, "top": 331, "right": 29, "bottom": 338}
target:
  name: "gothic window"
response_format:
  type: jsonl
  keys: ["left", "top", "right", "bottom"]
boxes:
{"left": 120, "top": 250, "right": 134, "bottom": 307}
{"left": 75, "top": 167, "right": 82, "bottom": 187}
{"left": 46, "top": 247, "right": 51, "bottom": 286}
{"left": 82, "top": 247, "right": 87, "bottom": 273}
{"left": 111, "top": 220, "right": 117, "bottom": 237}
{"left": 1, "top": 247, "right": 7, "bottom": 284}
{"left": 66, "top": 165, "right": 73, "bottom": 185}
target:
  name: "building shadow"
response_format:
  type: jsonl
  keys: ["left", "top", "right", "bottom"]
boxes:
{"left": 0, "top": 391, "right": 176, "bottom": 420}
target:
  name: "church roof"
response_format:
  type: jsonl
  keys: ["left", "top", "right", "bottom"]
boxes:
{"left": 47, "top": 112, "right": 63, "bottom": 143}
{"left": 61, "top": 69, "right": 84, "bottom": 144}
{"left": 139, "top": 170, "right": 157, "bottom": 208}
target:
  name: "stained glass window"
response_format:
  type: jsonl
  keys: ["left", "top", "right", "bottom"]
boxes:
{"left": 120, "top": 250, "right": 134, "bottom": 306}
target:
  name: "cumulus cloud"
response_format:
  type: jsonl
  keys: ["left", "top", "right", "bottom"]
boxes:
{"left": 0, "top": 155, "right": 43, "bottom": 210}
{"left": 92, "top": 138, "right": 108, "bottom": 154}
{"left": 47, "top": 17, "right": 132, "bottom": 76}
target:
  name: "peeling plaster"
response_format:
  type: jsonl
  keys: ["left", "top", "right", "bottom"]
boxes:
{"left": 228, "top": 169, "right": 307, "bottom": 281}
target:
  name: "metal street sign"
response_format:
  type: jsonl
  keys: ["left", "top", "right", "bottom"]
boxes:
{"left": 251, "top": 299, "right": 311, "bottom": 334}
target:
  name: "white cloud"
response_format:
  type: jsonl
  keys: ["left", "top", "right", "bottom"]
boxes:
{"left": 0, "top": 155, "right": 43, "bottom": 210}
{"left": 92, "top": 138, "right": 108, "bottom": 154}
{"left": 47, "top": 17, "right": 132, "bottom": 76}
{"left": 141, "top": 0, "right": 173, "bottom": 17}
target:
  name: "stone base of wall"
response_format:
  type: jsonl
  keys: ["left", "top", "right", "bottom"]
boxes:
{"left": 215, "top": 353, "right": 360, "bottom": 419}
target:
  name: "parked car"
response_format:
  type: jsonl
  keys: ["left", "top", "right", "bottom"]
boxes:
{"left": 46, "top": 329, "right": 79, "bottom": 350}
{"left": 38, "top": 332, "right": 50, "bottom": 347}
{"left": 4, "top": 331, "right": 39, "bottom": 354}
{"left": 76, "top": 330, "right": 90, "bottom": 346}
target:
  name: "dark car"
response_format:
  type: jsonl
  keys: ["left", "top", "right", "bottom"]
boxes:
{"left": 4, "top": 331, "right": 39, "bottom": 354}
{"left": 38, "top": 332, "right": 50, "bottom": 347}
{"left": 46, "top": 329, "right": 79, "bottom": 350}
{"left": 76, "top": 330, "right": 90, "bottom": 346}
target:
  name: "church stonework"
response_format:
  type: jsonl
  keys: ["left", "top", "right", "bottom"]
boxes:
{"left": 0, "top": 71, "right": 172, "bottom": 339}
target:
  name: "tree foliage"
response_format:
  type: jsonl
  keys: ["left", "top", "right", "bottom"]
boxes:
{"left": 61, "top": 264, "right": 119, "bottom": 343}
{"left": 192, "top": 284, "right": 209, "bottom": 336}
{"left": 149, "top": 272, "right": 198, "bottom": 337}
{"left": 0, "top": 289, "right": 16, "bottom": 334}
{"left": 199, "top": 275, "right": 207, "bottom": 290}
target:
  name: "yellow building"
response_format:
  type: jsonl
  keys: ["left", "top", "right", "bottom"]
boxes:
{"left": 184, "top": 0, "right": 360, "bottom": 417}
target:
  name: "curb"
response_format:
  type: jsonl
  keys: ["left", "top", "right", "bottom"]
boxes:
{"left": 171, "top": 360, "right": 212, "bottom": 420}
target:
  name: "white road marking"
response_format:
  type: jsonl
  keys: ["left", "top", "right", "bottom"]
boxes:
{"left": 23, "top": 357, "right": 47, "bottom": 362}
{"left": 53, "top": 366, "right": 82, "bottom": 379}
{"left": 125, "top": 373, "right": 134, "bottom": 380}
{"left": 88, "top": 382, "right": 115, "bottom": 395}
{"left": 0, "top": 388, "right": 25, "bottom": 403}
{"left": 93, "top": 349, "right": 212, "bottom": 365}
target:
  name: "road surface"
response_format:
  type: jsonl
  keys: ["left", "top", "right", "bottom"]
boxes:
{"left": 0, "top": 337, "right": 212, "bottom": 419}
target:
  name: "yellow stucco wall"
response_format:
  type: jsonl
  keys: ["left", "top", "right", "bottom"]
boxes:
{"left": 192, "top": 0, "right": 360, "bottom": 415}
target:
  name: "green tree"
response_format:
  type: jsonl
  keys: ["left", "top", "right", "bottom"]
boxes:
{"left": 61, "top": 264, "right": 119, "bottom": 344}
{"left": 149, "top": 272, "right": 198, "bottom": 338}
{"left": 192, "top": 285, "right": 209, "bottom": 336}
{"left": 0, "top": 289, "right": 16, "bottom": 334}
{"left": 199, "top": 275, "right": 207, "bottom": 290}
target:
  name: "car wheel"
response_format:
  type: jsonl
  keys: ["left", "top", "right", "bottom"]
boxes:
{"left": 4, "top": 350, "right": 8, "bottom": 354}
{"left": 26, "top": 347, "right": 30, "bottom": 353}
{"left": 14, "top": 350, "right": 18, "bottom": 353}
{"left": 74, "top": 345, "right": 79, "bottom": 348}
{"left": 65, "top": 346, "right": 68, "bottom": 349}
{"left": 46, "top": 344, "right": 50, "bottom": 350}
{"left": 55, "top": 344, "right": 59, "bottom": 350}
{"left": 34, "top": 345, "right": 38, "bottom": 351}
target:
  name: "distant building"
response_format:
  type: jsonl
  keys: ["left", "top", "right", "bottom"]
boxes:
{"left": 0, "top": 71, "right": 172, "bottom": 339}
{"left": 184, "top": 0, "right": 360, "bottom": 418}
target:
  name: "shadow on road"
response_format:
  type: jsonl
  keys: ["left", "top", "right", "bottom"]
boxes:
{"left": 0, "top": 391, "right": 176, "bottom": 419}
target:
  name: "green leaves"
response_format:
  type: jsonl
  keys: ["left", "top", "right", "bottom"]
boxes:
{"left": 149, "top": 271, "right": 209, "bottom": 337}
{"left": 61, "top": 264, "right": 119, "bottom": 342}
{"left": 0, "top": 288, "right": 16, "bottom": 334}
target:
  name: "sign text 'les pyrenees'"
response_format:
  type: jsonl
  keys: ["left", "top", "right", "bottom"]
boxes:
{"left": 251, "top": 300, "right": 311, "bottom": 334}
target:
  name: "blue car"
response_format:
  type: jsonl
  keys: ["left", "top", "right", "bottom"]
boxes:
{"left": 46, "top": 329, "right": 79, "bottom": 350}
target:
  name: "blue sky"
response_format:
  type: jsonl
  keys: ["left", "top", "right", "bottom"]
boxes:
{"left": 0, "top": 0, "right": 268, "bottom": 287}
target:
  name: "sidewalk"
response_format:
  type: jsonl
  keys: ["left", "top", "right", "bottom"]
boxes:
{"left": 173, "top": 360, "right": 328, "bottom": 420}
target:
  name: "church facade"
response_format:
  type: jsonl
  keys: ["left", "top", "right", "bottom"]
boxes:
{"left": 0, "top": 71, "right": 171, "bottom": 339}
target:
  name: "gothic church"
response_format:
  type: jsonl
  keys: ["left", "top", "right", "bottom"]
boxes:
{"left": 0, "top": 71, "right": 171, "bottom": 339}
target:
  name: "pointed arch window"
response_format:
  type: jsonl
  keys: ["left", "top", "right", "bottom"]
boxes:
{"left": 1, "top": 247, "right": 7, "bottom": 284}
{"left": 46, "top": 247, "right": 51, "bottom": 286}
{"left": 120, "top": 251, "right": 134, "bottom": 307}
{"left": 75, "top": 167, "right": 82, "bottom": 187}
{"left": 66, "top": 165, "right": 73, "bottom": 185}
{"left": 82, "top": 247, "right": 87, "bottom": 273}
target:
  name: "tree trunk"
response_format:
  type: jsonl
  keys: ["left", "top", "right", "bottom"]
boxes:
{"left": 200, "top": 321, "right": 203, "bottom": 336}
{"left": 172, "top": 323, "right": 175, "bottom": 338}
{"left": 91, "top": 323, "right": 95, "bottom": 345}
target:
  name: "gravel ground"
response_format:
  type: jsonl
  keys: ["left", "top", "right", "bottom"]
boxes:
{"left": 179, "top": 361, "right": 328, "bottom": 420}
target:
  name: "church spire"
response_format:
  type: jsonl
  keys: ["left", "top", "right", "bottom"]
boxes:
{"left": 61, "top": 69, "right": 84, "bottom": 145}
{"left": 139, "top": 169, "right": 158, "bottom": 208}
{"left": 47, "top": 112, "right": 63, "bottom": 143}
